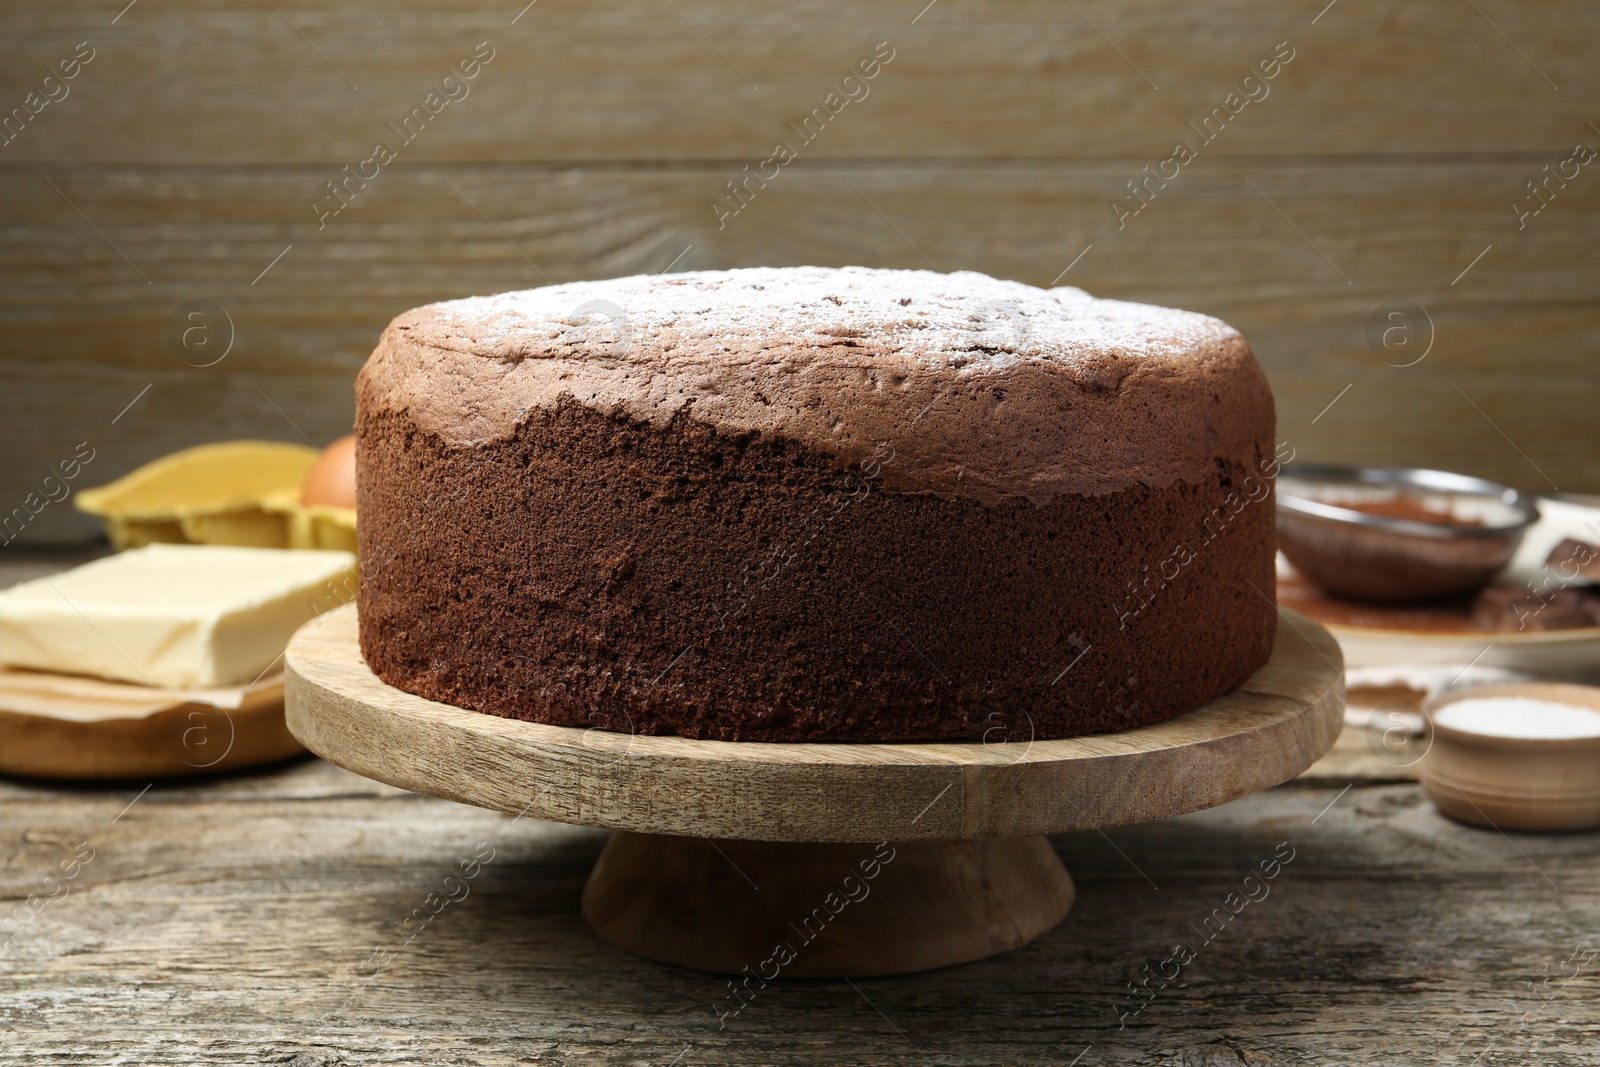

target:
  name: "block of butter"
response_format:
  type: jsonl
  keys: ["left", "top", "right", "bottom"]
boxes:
{"left": 0, "top": 544, "right": 357, "bottom": 687}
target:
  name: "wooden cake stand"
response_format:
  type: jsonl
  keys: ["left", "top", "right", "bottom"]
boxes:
{"left": 285, "top": 605, "right": 1343, "bottom": 977}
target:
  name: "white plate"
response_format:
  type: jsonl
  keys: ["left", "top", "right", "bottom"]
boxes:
{"left": 1325, "top": 623, "right": 1600, "bottom": 678}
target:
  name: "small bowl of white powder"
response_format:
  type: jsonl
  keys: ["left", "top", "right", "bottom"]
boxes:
{"left": 1422, "top": 683, "right": 1600, "bottom": 831}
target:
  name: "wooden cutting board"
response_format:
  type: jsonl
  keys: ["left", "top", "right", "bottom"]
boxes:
{"left": 0, "top": 667, "right": 305, "bottom": 780}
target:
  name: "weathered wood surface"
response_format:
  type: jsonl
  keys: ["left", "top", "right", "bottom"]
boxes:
{"left": 3, "top": 0, "right": 1599, "bottom": 544}
{"left": 1, "top": 1, "right": 1594, "bottom": 162}
{"left": 3, "top": 756, "right": 1597, "bottom": 1065}
{"left": 284, "top": 604, "right": 1343, "bottom": 841}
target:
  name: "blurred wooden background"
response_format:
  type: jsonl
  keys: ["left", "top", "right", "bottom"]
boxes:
{"left": 2, "top": 0, "right": 1596, "bottom": 543}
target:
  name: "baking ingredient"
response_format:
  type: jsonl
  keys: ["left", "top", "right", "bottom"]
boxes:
{"left": 1546, "top": 538, "right": 1600, "bottom": 585}
{"left": 1337, "top": 495, "right": 1484, "bottom": 526}
{"left": 0, "top": 544, "right": 356, "bottom": 686}
{"left": 1434, "top": 696, "right": 1600, "bottom": 739}
{"left": 301, "top": 436, "right": 357, "bottom": 509}
{"left": 1471, "top": 585, "right": 1600, "bottom": 632}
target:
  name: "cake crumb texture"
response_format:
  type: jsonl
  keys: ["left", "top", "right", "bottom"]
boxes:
{"left": 357, "top": 399, "right": 1275, "bottom": 742}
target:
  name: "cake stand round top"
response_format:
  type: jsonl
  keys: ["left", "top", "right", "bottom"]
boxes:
{"left": 285, "top": 604, "right": 1343, "bottom": 843}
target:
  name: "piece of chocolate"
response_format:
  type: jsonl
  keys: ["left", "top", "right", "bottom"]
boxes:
{"left": 1545, "top": 538, "right": 1600, "bottom": 585}
{"left": 1472, "top": 584, "right": 1599, "bottom": 632}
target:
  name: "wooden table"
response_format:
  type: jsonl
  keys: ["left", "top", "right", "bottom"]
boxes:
{"left": 3, "top": 557, "right": 1597, "bottom": 1064}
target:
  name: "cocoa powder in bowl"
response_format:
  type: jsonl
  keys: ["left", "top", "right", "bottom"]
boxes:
{"left": 1276, "top": 465, "right": 1537, "bottom": 603}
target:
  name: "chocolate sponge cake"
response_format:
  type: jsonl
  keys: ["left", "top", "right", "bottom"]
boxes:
{"left": 355, "top": 267, "right": 1277, "bottom": 742}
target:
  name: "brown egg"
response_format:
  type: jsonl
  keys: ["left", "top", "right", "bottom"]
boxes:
{"left": 301, "top": 435, "right": 357, "bottom": 509}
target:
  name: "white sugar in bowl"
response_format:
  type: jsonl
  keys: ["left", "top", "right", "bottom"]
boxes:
{"left": 1421, "top": 683, "right": 1600, "bottom": 831}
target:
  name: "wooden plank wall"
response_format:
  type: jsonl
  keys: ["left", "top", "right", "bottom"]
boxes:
{"left": 1, "top": 0, "right": 1596, "bottom": 543}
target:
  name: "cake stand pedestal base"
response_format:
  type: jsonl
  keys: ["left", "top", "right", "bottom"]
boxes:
{"left": 581, "top": 832, "right": 1074, "bottom": 977}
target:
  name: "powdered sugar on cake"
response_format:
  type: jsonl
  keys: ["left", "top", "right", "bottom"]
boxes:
{"left": 358, "top": 267, "right": 1273, "bottom": 504}
{"left": 416, "top": 268, "right": 1232, "bottom": 370}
